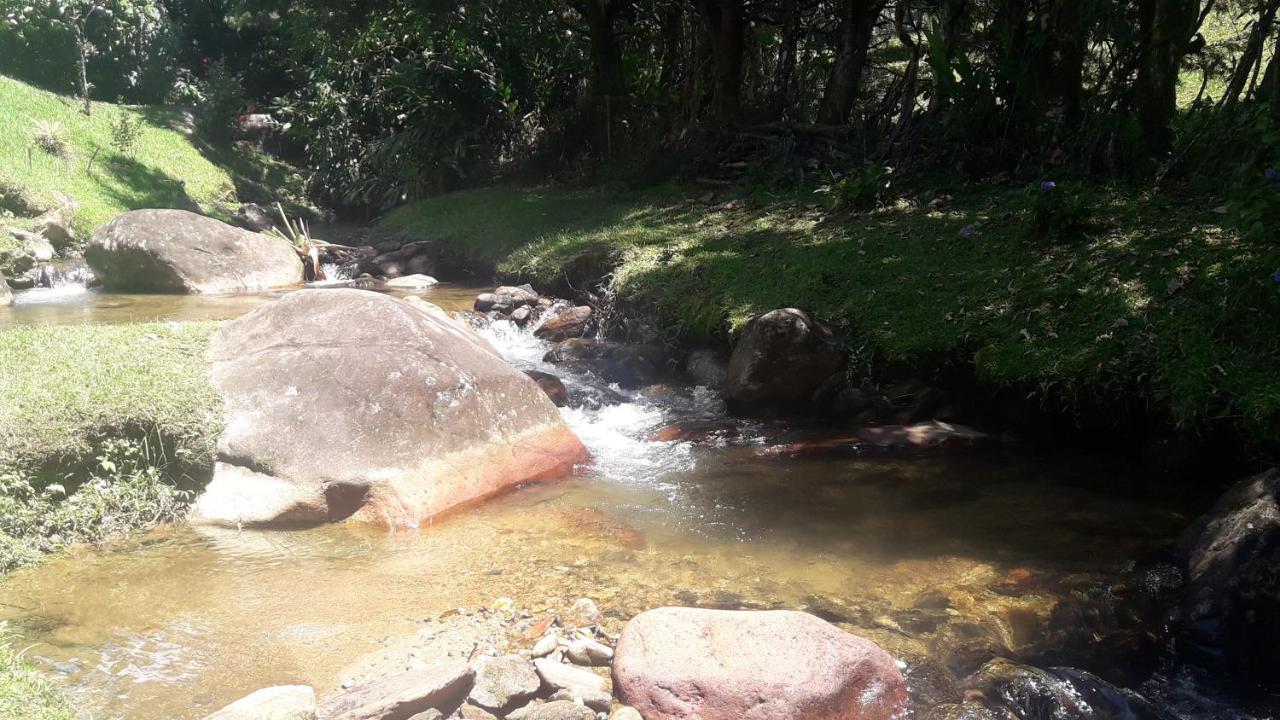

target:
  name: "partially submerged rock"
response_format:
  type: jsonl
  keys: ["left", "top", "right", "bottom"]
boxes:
{"left": 612, "top": 607, "right": 907, "bottom": 720}
{"left": 1178, "top": 467, "right": 1280, "bottom": 691}
{"left": 544, "top": 338, "right": 664, "bottom": 388}
{"left": 204, "top": 685, "right": 317, "bottom": 720}
{"left": 534, "top": 306, "right": 593, "bottom": 342}
{"left": 86, "top": 209, "right": 304, "bottom": 293}
{"left": 525, "top": 370, "right": 569, "bottom": 407}
{"left": 193, "top": 290, "right": 589, "bottom": 528}
{"left": 759, "top": 421, "right": 993, "bottom": 457}
{"left": 724, "top": 309, "right": 844, "bottom": 418}
{"left": 385, "top": 274, "right": 439, "bottom": 290}
{"left": 475, "top": 286, "right": 540, "bottom": 313}
{"left": 316, "top": 664, "right": 473, "bottom": 720}
{"left": 958, "top": 658, "right": 1162, "bottom": 720}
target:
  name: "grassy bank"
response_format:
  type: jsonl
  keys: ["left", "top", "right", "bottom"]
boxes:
{"left": 380, "top": 183, "right": 1280, "bottom": 450}
{"left": 0, "top": 321, "right": 222, "bottom": 571}
{"left": 0, "top": 75, "right": 309, "bottom": 245}
{"left": 0, "top": 627, "right": 72, "bottom": 720}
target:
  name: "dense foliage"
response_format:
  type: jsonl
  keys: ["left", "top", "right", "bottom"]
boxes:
{"left": 0, "top": 1, "right": 1275, "bottom": 212}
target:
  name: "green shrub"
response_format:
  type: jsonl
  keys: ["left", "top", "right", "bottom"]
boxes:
{"left": 109, "top": 107, "right": 142, "bottom": 157}
{"left": 818, "top": 165, "right": 893, "bottom": 211}
{"left": 26, "top": 119, "right": 67, "bottom": 157}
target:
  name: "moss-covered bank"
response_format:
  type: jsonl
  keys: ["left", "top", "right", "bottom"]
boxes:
{"left": 0, "top": 321, "right": 222, "bottom": 571}
{"left": 379, "top": 183, "right": 1280, "bottom": 456}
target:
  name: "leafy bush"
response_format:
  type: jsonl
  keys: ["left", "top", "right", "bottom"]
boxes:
{"left": 191, "top": 60, "right": 245, "bottom": 144}
{"left": 1030, "top": 181, "right": 1095, "bottom": 241}
{"left": 818, "top": 165, "right": 893, "bottom": 211}
{"left": 0, "top": 438, "right": 193, "bottom": 573}
{"left": 109, "top": 107, "right": 142, "bottom": 156}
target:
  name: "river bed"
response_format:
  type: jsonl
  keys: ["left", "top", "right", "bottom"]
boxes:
{"left": 0, "top": 285, "right": 1258, "bottom": 719}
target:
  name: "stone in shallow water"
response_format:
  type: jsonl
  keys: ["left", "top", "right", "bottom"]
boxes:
{"left": 316, "top": 663, "right": 473, "bottom": 720}
{"left": 192, "top": 289, "right": 589, "bottom": 528}
{"left": 385, "top": 274, "right": 439, "bottom": 289}
{"left": 467, "top": 655, "right": 540, "bottom": 713}
{"left": 612, "top": 607, "right": 908, "bottom": 720}
{"left": 86, "top": 209, "right": 304, "bottom": 293}
{"left": 204, "top": 685, "right": 316, "bottom": 720}
{"left": 565, "top": 637, "right": 613, "bottom": 666}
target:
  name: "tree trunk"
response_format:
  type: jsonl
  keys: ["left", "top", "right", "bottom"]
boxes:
{"left": 658, "top": 4, "right": 684, "bottom": 90}
{"left": 74, "top": 23, "right": 91, "bottom": 116}
{"left": 694, "top": 0, "right": 746, "bottom": 123}
{"left": 817, "top": 0, "right": 887, "bottom": 124}
{"left": 579, "top": 0, "right": 627, "bottom": 99}
{"left": 1223, "top": 0, "right": 1280, "bottom": 107}
{"left": 1135, "top": 0, "right": 1200, "bottom": 154}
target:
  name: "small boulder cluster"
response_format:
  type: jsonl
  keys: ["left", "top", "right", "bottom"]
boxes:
{"left": 203, "top": 604, "right": 908, "bottom": 720}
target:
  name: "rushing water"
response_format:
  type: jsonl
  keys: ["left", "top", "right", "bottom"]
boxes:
{"left": 0, "top": 287, "right": 1261, "bottom": 719}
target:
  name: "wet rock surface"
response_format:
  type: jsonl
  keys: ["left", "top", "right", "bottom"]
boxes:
{"left": 544, "top": 338, "right": 664, "bottom": 389}
{"left": 534, "top": 306, "right": 594, "bottom": 342}
{"left": 86, "top": 209, "right": 304, "bottom": 293}
{"left": 1178, "top": 467, "right": 1280, "bottom": 692}
{"left": 957, "top": 658, "right": 1163, "bottom": 720}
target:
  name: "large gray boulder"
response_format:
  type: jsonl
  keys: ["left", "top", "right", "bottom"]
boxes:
{"left": 724, "top": 309, "right": 843, "bottom": 418}
{"left": 1178, "top": 468, "right": 1280, "bottom": 691}
{"left": 205, "top": 685, "right": 316, "bottom": 720}
{"left": 86, "top": 209, "right": 304, "bottom": 293}
{"left": 192, "top": 289, "right": 589, "bottom": 528}
{"left": 612, "top": 608, "right": 907, "bottom": 720}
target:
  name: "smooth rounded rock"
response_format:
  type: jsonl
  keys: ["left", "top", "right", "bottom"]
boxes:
{"left": 86, "top": 209, "right": 304, "bottom": 293}
{"left": 724, "top": 308, "right": 843, "bottom": 418}
{"left": 385, "top": 274, "right": 439, "bottom": 290}
{"left": 612, "top": 607, "right": 907, "bottom": 720}
{"left": 192, "top": 290, "right": 589, "bottom": 528}
{"left": 534, "top": 306, "right": 593, "bottom": 342}
{"left": 204, "top": 685, "right": 317, "bottom": 720}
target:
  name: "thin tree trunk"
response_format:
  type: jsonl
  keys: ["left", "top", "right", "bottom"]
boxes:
{"left": 772, "top": 0, "right": 800, "bottom": 117}
{"left": 818, "top": 0, "right": 887, "bottom": 124}
{"left": 75, "top": 23, "right": 91, "bottom": 115}
{"left": 1223, "top": 0, "right": 1280, "bottom": 107}
{"left": 1135, "top": 0, "right": 1200, "bottom": 154}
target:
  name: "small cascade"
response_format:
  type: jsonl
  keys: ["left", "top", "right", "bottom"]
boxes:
{"left": 12, "top": 261, "right": 93, "bottom": 304}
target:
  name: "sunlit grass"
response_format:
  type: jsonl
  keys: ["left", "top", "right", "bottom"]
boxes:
{"left": 0, "top": 626, "right": 72, "bottom": 720}
{"left": 379, "top": 182, "right": 1280, "bottom": 446}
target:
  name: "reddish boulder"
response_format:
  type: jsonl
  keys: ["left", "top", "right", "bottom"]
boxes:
{"left": 612, "top": 608, "right": 907, "bottom": 720}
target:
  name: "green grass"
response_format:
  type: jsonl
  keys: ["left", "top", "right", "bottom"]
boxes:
{"left": 0, "top": 321, "right": 222, "bottom": 571}
{"left": 0, "top": 321, "right": 223, "bottom": 471}
{"left": 0, "top": 626, "right": 73, "bottom": 720}
{"left": 0, "top": 74, "right": 310, "bottom": 242}
{"left": 379, "top": 182, "right": 1280, "bottom": 447}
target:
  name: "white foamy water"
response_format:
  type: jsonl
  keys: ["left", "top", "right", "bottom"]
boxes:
{"left": 475, "top": 318, "right": 698, "bottom": 486}
{"left": 12, "top": 283, "right": 91, "bottom": 304}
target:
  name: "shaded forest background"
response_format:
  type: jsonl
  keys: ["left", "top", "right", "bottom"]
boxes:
{"left": 2, "top": 0, "right": 1279, "bottom": 215}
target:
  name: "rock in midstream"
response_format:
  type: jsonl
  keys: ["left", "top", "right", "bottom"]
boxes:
{"left": 192, "top": 289, "right": 590, "bottom": 528}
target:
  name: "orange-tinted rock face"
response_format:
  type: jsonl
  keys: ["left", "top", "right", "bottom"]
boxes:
{"left": 193, "top": 289, "right": 590, "bottom": 528}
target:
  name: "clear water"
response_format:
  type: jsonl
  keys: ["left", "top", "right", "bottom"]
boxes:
{"left": 0, "top": 294, "right": 1261, "bottom": 719}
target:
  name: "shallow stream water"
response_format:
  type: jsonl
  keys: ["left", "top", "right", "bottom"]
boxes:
{"left": 0, "top": 285, "right": 1262, "bottom": 719}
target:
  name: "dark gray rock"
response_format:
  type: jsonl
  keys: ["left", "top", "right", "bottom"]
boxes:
{"left": 231, "top": 202, "right": 276, "bottom": 233}
{"left": 958, "top": 658, "right": 1162, "bottom": 720}
{"left": 684, "top": 348, "right": 729, "bottom": 389}
{"left": 85, "top": 210, "right": 303, "bottom": 293}
{"left": 724, "top": 308, "right": 844, "bottom": 418}
{"left": 1178, "top": 468, "right": 1280, "bottom": 691}
{"left": 475, "top": 285, "right": 539, "bottom": 313}
{"left": 544, "top": 338, "right": 664, "bottom": 389}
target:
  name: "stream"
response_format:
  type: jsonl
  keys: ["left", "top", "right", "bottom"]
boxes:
{"left": 0, "top": 284, "right": 1268, "bottom": 719}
